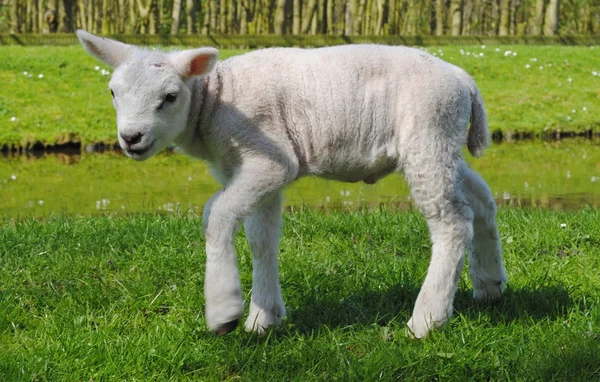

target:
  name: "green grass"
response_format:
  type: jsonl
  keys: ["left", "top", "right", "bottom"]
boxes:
{"left": 0, "top": 45, "right": 599, "bottom": 147}
{"left": 1, "top": 208, "right": 599, "bottom": 380}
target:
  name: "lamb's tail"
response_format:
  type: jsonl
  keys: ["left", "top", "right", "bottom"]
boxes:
{"left": 456, "top": 68, "right": 490, "bottom": 157}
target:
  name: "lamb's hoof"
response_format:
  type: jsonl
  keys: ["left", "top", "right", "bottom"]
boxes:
{"left": 473, "top": 277, "right": 507, "bottom": 302}
{"left": 214, "top": 319, "right": 239, "bottom": 336}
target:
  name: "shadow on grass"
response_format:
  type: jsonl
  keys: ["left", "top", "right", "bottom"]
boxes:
{"left": 286, "top": 283, "right": 581, "bottom": 334}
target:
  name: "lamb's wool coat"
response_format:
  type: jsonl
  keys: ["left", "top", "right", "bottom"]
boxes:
{"left": 77, "top": 30, "right": 508, "bottom": 338}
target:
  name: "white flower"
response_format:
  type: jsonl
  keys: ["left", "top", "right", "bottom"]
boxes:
{"left": 592, "top": 176, "right": 597, "bottom": 183}
{"left": 460, "top": 49, "right": 465, "bottom": 55}
{"left": 572, "top": 109, "right": 576, "bottom": 114}
{"left": 467, "top": 51, "right": 471, "bottom": 56}
{"left": 38, "top": 74, "right": 44, "bottom": 79}
{"left": 560, "top": 223, "right": 567, "bottom": 228}
{"left": 495, "top": 48, "right": 500, "bottom": 52}
{"left": 548, "top": 63, "right": 553, "bottom": 67}
{"left": 592, "top": 71, "right": 598, "bottom": 76}
{"left": 38, "top": 200, "right": 44, "bottom": 205}
{"left": 525, "top": 64, "right": 530, "bottom": 69}
{"left": 568, "top": 78, "right": 572, "bottom": 83}
{"left": 479, "top": 52, "right": 484, "bottom": 57}
{"left": 481, "top": 45, "right": 486, "bottom": 49}
{"left": 531, "top": 58, "right": 537, "bottom": 62}
{"left": 11, "top": 174, "right": 17, "bottom": 180}
{"left": 188, "top": 176, "right": 193, "bottom": 181}
{"left": 582, "top": 107, "right": 587, "bottom": 111}
{"left": 504, "top": 50, "right": 512, "bottom": 56}
{"left": 566, "top": 116, "right": 572, "bottom": 121}
{"left": 539, "top": 66, "right": 544, "bottom": 70}
{"left": 503, "top": 192, "right": 511, "bottom": 200}
{"left": 566, "top": 171, "right": 571, "bottom": 178}
{"left": 512, "top": 52, "right": 517, "bottom": 56}
{"left": 10, "top": 116, "right": 16, "bottom": 122}
{"left": 95, "top": 66, "right": 100, "bottom": 70}
{"left": 23, "top": 71, "right": 28, "bottom": 75}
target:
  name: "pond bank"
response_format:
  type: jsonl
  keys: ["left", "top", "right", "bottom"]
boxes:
{"left": 2, "top": 133, "right": 600, "bottom": 155}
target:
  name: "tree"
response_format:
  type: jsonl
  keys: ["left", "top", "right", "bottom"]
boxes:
{"left": 449, "top": 0, "right": 462, "bottom": 35}
{"left": 543, "top": 0, "right": 559, "bottom": 35}
{"left": 171, "top": 0, "right": 182, "bottom": 34}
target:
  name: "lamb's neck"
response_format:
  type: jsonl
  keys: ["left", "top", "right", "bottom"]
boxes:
{"left": 177, "top": 64, "right": 228, "bottom": 161}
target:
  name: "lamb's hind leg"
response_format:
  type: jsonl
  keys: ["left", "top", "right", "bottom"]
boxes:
{"left": 405, "top": 156, "right": 474, "bottom": 339}
{"left": 459, "top": 162, "right": 507, "bottom": 301}
{"left": 244, "top": 191, "right": 286, "bottom": 334}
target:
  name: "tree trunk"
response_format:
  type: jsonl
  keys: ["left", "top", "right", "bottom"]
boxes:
{"left": 461, "top": 0, "right": 472, "bottom": 35}
{"left": 529, "top": 0, "right": 544, "bottom": 35}
{"left": 170, "top": 0, "right": 181, "bottom": 34}
{"left": 292, "top": 0, "right": 301, "bottom": 34}
{"left": 127, "top": 0, "right": 136, "bottom": 33}
{"left": 356, "top": 0, "right": 366, "bottom": 34}
{"left": 209, "top": 0, "right": 217, "bottom": 33}
{"left": 219, "top": 0, "right": 227, "bottom": 33}
{"left": 10, "top": 0, "right": 19, "bottom": 33}
{"left": 186, "top": 0, "right": 197, "bottom": 34}
{"left": 449, "top": 0, "right": 462, "bottom": 35}
{"left": 86, "top": 0, "right": 94, "bottom": 32}
{"left": 405, "top": 0, "right": 419, "bottom": 35}
{"left": 435, "top": 0, "right": 444, "bottom": 35}
{"left": 101, "top": 0, "right": 110, "bottom": 33}
{"left": 301, "top": 0, "right": 317, "bottom": 33}
{"left": 344, "top": 0, "right": 354, "bottom": 35}
{"left": 137, "top": 0, "right": 153, "bottom": 34}
{"left": 116, "top": 0, "right": 125, "bottom": 32}
{"left": 240, "top": 0, "right": 248, "bottom": 34}
{"left": 38, "top": 0, "right": 45, "bottom": 32}
{"left": 326, "top": 0, "right": 334, "bottom": 34}
{"left": 509, "top": 0, "right": 519, "bottom": 35}
{"left": 543, "top": 0, "right": 558, "bottom": 35}
{"left": 274, "top": 0, "right": 285, "bottom": 33}
{"left": 498, "top": 0, "right": 509, "bottom": 35}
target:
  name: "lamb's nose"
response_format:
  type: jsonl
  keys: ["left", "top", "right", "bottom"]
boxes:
{"left": 120, "top": 132, "right": 143, "bottom": 146}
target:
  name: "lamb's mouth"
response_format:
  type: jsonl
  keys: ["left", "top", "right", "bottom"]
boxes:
{"left": 126, "top": 141, "right": 154, "bottom": 158}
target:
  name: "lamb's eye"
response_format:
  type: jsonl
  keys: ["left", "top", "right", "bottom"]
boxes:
{"left": 165, "top": 93, "right": 178, "bottom": 102}
{"left": 110, "top": 89, "right": 115, "bottom": 98}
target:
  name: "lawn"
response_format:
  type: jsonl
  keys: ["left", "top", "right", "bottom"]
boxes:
{"left": 1, "top": 208, "right": 599, "bottom": 380}
{"left": 0, "top": 44, "right": 599, "bottom": 147}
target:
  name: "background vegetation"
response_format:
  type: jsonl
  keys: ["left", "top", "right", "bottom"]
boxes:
{"left": 1, "top": 44, "right": 599, "bottom": 149}
{"left": 2, "top": 0, "right": 600, "bottom": 37}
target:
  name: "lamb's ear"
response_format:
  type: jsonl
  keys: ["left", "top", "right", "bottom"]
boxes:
{"left": 76, "top": 29, "right": 132, "bottom": 68}
{"left": 169, "top": 48, "right": 219, "bottom": 79}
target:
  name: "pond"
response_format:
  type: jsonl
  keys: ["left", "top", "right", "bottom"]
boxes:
{"left": 1, "top": 139, "right": 599, "bottom": 217}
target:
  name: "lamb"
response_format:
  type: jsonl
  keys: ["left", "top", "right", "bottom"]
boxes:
{"left": 76, "top": 30, "right": 508, "bottom": 339}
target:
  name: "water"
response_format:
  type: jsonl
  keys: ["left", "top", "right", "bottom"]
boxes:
{"left": 1, "top": 139, "right": 599, "bottom": 217}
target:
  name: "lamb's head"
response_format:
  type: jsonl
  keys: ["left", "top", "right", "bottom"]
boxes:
{"left": 76, "top": 30, "right": 218, "bottom": 161}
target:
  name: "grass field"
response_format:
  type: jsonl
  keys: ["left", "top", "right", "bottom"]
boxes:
{"left": 1, "top": 208, "right": 599, "bottom": 380}
{"left": 1, "top": 44, "right": 599, "bottom": 147}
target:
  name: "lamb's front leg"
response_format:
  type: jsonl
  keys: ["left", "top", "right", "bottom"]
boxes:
{"left": 202, "top": 190, "right": 245, "bottom": 335}
{"left": 202, "top": 159, "right": 295, "bottom": 335}
{"left": 244, "top": 191, "right": 286, "bottom": 334}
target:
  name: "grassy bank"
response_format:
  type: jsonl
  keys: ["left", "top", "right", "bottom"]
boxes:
{"left": 1, "top": 209, "right": 599, "bottom": 380}
{"left": 0, "top": 44, "right": 599, "bottom": 148}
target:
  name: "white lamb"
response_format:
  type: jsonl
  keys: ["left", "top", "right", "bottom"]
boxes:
{"left": 77, "top": 30, "right": 508, "bottom": 339}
